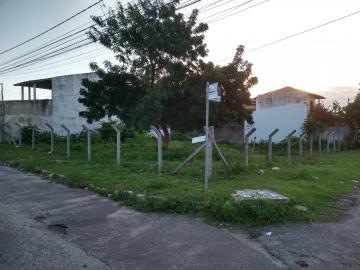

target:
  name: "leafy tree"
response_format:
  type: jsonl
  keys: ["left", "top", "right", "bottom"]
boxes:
{"left": 79, "top": 0, "right": 257, "bottom": 143}
{"left": 303, "top": 101, "right": 345, "bottom": 134}
{"left": 79, "top": 0, "right": 208, "bottom": 139}
{"left": 161, "top": 45, "right": 258, "bottom": 131}
{"left": 344, "top": 92, "right": 360, "bottom": 127}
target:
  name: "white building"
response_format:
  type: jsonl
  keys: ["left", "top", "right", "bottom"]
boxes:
{"left": 1, "top": 72, "right": 100, "bottom": 137}
{"left": 245, "top": 86, "right": 325, "bottom": 143}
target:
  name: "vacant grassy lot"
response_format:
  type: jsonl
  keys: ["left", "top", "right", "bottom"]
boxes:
{"left": 0, "top": 134, "right": 358, "bottom": 227}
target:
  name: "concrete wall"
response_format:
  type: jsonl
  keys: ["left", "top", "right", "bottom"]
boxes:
{"left": 2, "top": 100, "right": 52, "bottom": 140}
{"left": 51, "top": 73, "right": 100, "bottom": 135}
{"left": 246, "top": 100, "right": 309, "bottom": 143}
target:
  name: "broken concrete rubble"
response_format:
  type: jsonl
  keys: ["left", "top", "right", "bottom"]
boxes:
{"left": 232, "top": 189, "right": 289, "bottom": 203}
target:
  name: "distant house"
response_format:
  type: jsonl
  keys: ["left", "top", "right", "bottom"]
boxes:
{"left": 245, "top": 86, "right": 325, "bottom": 143}
{"left": 1, "top": 72, "right": 100, "bottom": 137}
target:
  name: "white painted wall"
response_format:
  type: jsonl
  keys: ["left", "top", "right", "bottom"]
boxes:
{"left": 51, "top": 73, "right": 100, "bottom": 136}
{"left": 245, "top": 101, "right": 309, "bottom": 143}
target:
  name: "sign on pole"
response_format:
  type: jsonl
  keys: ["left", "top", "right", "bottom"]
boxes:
{"left": 192, "top": 135, "right": 206, "bottom": 144}
{"left": 208, "top": 82, "right": 221, "bottom": 102}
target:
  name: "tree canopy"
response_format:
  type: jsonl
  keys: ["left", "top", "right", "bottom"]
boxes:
{"left": 78, "top": 0, "right": 258, "bottom": 136}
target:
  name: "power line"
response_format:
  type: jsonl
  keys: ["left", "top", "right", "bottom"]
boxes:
{"left": 215, "top": 8, "right": 360, "bottom": 63}
{"left": 206, "top": 0, "right": 269, "bottom": 24}
{"left": 0, "top": 26, "right": 91, "bottom": 67}
{"left": 0, "top": 0, "right": 199, "bottom": 75}
{"left": 0, "top": 41, "right": 93, "bottom": 74}
{"left": 199, "top": 0, "right": 253, "bottom": 22}
{"left": 0, "top": 0, "right": 103, "bottom": 55}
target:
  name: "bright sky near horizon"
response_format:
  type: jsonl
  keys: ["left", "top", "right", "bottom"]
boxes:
{"left": 0, "top": 0, "right": 359, "bottom": 105}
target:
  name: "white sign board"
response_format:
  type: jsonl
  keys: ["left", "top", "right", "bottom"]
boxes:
{"left": 192, "top": 135, "right": 206, "bottom": 144}
{"left": 208, "top": 82, "right": 221, "bottom": 102}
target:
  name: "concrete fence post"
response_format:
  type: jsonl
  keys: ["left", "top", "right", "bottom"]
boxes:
{"left": 61, "top": 125, "right": 71, "bottom": 159}
{"left": 338, "top": 135, "right": 341, "bottom": 152}
{"left": 82, "top": 125, "right": 92, "bottom": 162}
{"left": 45, "top": 123, "right": 54, "bottom": 154}
{"left": 4, "top": 123, "right": 12, "bottom": 145}
{"left": 326, "top": 131, "right": 332, "bottom": 153}
{"left": 287, "top": 129, "right": 296, "bottom": 165}
{"left": 15, "top": 122, "right": 22, "bottom": 147}
{"left": 299, "top": 132, "right": 304, "bottom": 162}
{"left": 150, "top": 126, "right": 163, "bottom": 174}
{"left": 309, "top": 133, "right": 314, "bottom": 159}
{"left": 244, "top": 128, "right": 256, "bottom": 168}
{"left": 333, "top": 132, "right": 337, "bottom": 152}
{"left": 30, "top": 124, "right": 37, "bottom": 150}
{"left": 111, "top": 125, "right": 121, "bottom": 166}
{"left": 252, "top": 136, "right": 257, "bottom": 153}
{"left": 268, "top": 128, "right": 279, "bottom": 165}
{"left": 318, "top": 132, "right": 322, "bottom": 155}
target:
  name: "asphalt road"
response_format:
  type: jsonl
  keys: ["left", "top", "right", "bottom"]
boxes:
{"left": 0, "top": 165, "right": 359, "bottom": 270}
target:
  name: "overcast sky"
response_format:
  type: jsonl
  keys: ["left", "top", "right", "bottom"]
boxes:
{"left": 0, "top": 0, "right": 359, "bottom": 105}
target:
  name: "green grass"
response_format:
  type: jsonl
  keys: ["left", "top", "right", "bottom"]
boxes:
{"left": 0, "top": 136, "right": 358, "bottom": 227}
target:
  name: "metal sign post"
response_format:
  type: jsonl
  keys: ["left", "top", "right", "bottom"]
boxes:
{"left": 287, "top": 129, "right": 296, "bottom": 165}
{"left": 45, "top": 123, "right": 54, "bottom": 154}
{"left": 204, "top": 82, "right": 221, "bottom": 190}
{"left": 268, "top": 128, "right": 279, "bottom": 165}
{"left": 244, "top": 128, "right": 256, "bottom": 168}
{"left": 204, "top": 82, "right": 210, "bottom": 190}
{"left": 61, "top": 125, "right": 71, "bottom": 159}
{"left": 111, "top": 125, "right": 121, "bottom": 166}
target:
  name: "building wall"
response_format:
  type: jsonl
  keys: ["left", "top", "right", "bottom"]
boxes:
{"left": 4, "top": 100, "right": 52, "bottom": 128}
{"left": 246, "top": 99, "right": 309, "bottom": 143}
{"left": 51, "top": 73, "right": 100, "bottom": 135}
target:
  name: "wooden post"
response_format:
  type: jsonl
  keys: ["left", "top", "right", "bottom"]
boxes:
{"left": 61, "top": 125, "right": 71, "bottom": 159}
{"left": 15, "top": 122, "right": 22, "bottom": 147}
{"left": 268, "top": 128, "right": 279, "bottom": 165}
{"left": 244, "top": 128, "right": 256, "bottom": 168}
{"left": 287, "top": 130, "right": 296, "bottom": 165}
{"left": 111, "top": 125, "right": 121, "bottom": 166}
